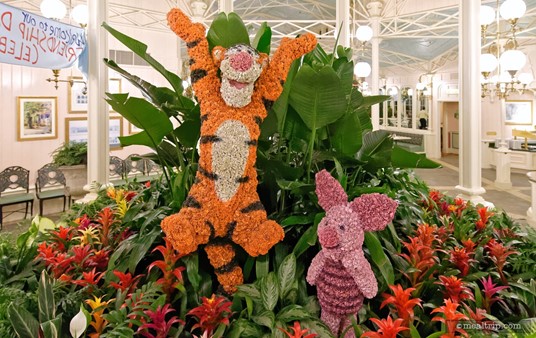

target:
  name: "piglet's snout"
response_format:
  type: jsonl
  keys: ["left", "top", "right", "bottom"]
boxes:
{"left": 230, "top": 51, "right": 253, "bottom": 71}
{"left": 318, "top": 226, "right": 339, "bottom": 248}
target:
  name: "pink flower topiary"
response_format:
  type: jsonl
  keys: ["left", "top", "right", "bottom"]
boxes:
{"left": 306, "top": 170, "right": 398, "bottom": 338}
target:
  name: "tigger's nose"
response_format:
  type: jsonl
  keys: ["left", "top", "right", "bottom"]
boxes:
{"left": 230, "top": 51, "right": 253, "bottom": 71}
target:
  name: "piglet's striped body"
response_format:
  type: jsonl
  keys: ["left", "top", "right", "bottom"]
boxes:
{"left": 316, "top": 259, "right": 363, "bottom": 315}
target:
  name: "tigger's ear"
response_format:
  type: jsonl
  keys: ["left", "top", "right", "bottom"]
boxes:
{"left": 258, "top": 52, "right": 269, "bottom": 69}
{"left": 212, "top": 46, "right": 226, "bottom": 67}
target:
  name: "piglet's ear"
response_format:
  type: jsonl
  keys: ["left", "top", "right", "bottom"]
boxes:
{"left": 315, "top": 170, "right": 347, "bottom": 211}
{"left": 350, "top": 193, "right": 398, "bottom": 231}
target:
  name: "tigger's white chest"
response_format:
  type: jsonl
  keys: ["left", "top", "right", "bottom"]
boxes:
{"left": 212, "top": 120, "right": 250, "bottom": 202}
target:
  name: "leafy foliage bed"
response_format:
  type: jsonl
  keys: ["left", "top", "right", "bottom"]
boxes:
{"left": 0, "top": 12, "right": 535, "bottom": 338}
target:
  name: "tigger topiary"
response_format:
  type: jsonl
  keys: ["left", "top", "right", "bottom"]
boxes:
{"left": 161, "top": 8, "right": 317, "bottom": 293}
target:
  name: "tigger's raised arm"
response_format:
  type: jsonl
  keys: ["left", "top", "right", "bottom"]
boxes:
{"left": 167, "top": 8, "right": 219, "bottom": 103}
{"left": 257, "top": 33, "right": 317, "bottom": 112}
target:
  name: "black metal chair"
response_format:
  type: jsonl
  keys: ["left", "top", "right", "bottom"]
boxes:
{"left": 109, "top": 156, "right": 127, "bottom": 186}
{"left": 35, "top": 164, "right": 71, "bottom": 216}
{"left": 0, "top": 166, "right": 34, "bottom": 229}
{"left": 125, "top": 154, "right": 148, "bottom": 181}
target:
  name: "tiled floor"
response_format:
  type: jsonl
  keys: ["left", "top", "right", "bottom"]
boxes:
{"left": 414, "top": 154, "right": 532, "bottom": 226}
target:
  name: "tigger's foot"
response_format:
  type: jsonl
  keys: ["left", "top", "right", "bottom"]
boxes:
{"left": 233, "top": 219, "right": 284, "bottom": 257}
{"left": 161, "top": 211, "right": 211, "bottom": 256}
{"left": 205, "top": 243, "right": 243, "bottom": 293}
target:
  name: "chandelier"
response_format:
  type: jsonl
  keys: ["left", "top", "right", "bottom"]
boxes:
{"left": 480, "top": 0, "right": 533, "bottom": 99}
{"left": 353, "top": 25, "right": 373, "bottom": 93}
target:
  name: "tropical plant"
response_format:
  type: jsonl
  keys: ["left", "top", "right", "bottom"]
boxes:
{"left": 51, "top": 142, "right": 88, "bottom": 166}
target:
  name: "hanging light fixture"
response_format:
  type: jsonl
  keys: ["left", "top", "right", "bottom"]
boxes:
{"left": 480, "top": 0, "right": 533, "bottom": 99}
{"left": 353, "top": 25, "right": 373, "bottom": 92}
{"left": 41, "top": 0, "right": 88, "bottom": 91}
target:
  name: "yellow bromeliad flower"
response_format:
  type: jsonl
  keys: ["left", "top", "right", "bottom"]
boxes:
{"left": 85, "top": 296, "right": 112, "bottom": 336}
{"left": 73, "top": 226, "right": 101, "bottom": 246}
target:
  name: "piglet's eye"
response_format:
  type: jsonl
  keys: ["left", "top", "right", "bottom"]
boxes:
{"left": 339, "top": 224, "right": 345, "bottom": 231}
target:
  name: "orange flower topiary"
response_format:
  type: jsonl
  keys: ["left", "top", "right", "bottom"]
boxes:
{"left": 161, "top": 8, "right": 317, "bottom": 293}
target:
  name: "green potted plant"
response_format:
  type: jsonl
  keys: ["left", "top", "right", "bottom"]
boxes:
{"left": 51, "top": 142, "right": 88, "bottom": 197}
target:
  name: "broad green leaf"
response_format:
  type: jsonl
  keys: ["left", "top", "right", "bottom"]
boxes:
{"left": 292, "top": 213, "right": 323, "bottom": 258}
{"left": 332, "top": 57, "right": 354, "bottom": 97}
{"left": 183, "top": 253, "right": 202, "bottom": 293}
{"left": 391, "top": 146, "right": 441, "bottom": 168}
{"left": 38, "top": 270, "right": 55, "bottom": 322}
{"left": 261, "top": 272, "right": 279, "bottom": 311}
{"left": 301, "top": 319, "right": 335, "bottom": 338}
{"left": 252, "top": 310, "right": 275, "bottom": 329}
{"left": 278, "top": 254, "right": 296, "bottom": 299}
{"left": 103, "top": 22, "right": 183, "bottom": 94}
{"left": 107, "top": 95, "right": 173, "bottom": 148}
{"left": 365, "top": 232, "right": 394, "bottom": 288}
{"left": 330, "top": 110, "right": 362, "bottom": 157}
{"left": 303, "top": 44, "right": 330, "bottom": 68}
{"left": 289, "top": 65, "right": 347, "bottom": 131}
{"left": 8, "top": 303, "right": 39, "bottom": 338}
{"left": 41, "top": 316, "right": 62, "bottom": 338}
{"left": 207, "top": 12, "right": 250, "bottom": 50}
{"left": 281, "top": 215, "right": 314, "bottom": 227}
{"left": 236, "top": 284, "right": 261, "bottom": 300}
{"left": 252, "top": 22, "right": 272, "bottom": 54}
{"left": 256, "top": 254, "right": 269, "bottom": 279}
{"left": 410, "top": 323, "right": 422, "bottom": 338}
{"left": 272, "top": 60, "right": 300, "bottom": 134}
{"left": 361, "top": 95, "right": 391, "bottom": 109}
{"left": 356, "top": 130, "right": 393, "bottom": 169}
{"left": 276, "top": 305, "right": 311, "bottom": 322}
{"left": 336, "top": 45, "right": 353, "bottom": 60}
{"left": 174, "top": 119, "right": 201, "bottom": 148}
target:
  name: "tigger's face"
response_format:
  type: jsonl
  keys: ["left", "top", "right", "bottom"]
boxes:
{"left": 213, "top": 44, "right": 268, "bottom": 108}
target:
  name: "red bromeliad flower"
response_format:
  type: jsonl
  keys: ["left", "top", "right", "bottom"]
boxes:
{"left": 148, "top": 237, "right": 185, "bottom": 298}
{"left": 449, "top": 246, "right": 475, "bottom": 277}
{"left": 436, "top": 275, "right": 474, "bottom": 303}
{"left": 137, "top": 304, "right": 184, "bottom": 338}
{"left": 73, "top": 268, "right": 103, "bottom": 287}
{"left": 71, "top": 245, "right": 92, "bottom": 266}
{"left": 475, "top": 206, "right": 494, "bottom": 231}
{"left": 361, "top": 316, "right": 409, "bottom": 338}
{"left": 279, "top": 321, "right": 317, "bottom": 338}
{"left": 461, "top": 238, "right": 476, "bottom": 254}
{"left": 74, "top": 214, "right": 92, "bottom": 230}
{"left": 480, "top": 276, "right": 509, "bottom": 313}
{"left": 188, "top": 294, "right": 233, "bottom": 335}
{"left": 145, "top": 181, "right": 151, "bottom": 188}
{"left": 47, "top": 252, "right": 75, "bottom": 278}
{"left": 400, "top": 236, "right": 437, "bottom": 286}
{"left": 431, "top": 299, "right": 469, "bottom": 337}
{"left": 49, "top": 226, "right": 73, "bottom": 251}
{"left": 36, "top": 242, "right": 56, "bottom": 265}
{"left": 485, "top": 239, "right": 518, "bottom": 284}
{"left": 463, "top": 304, "right": 494, "bottom": 334}
{"left": 109, "top": 270, "right": 144, "bottom": 294}
{"left": 380, "top": 284, "right": 422, "bottom": 327}
{"left": 125, "top": 191, "right": 137, "bottom": 202}
{"left": 85, "top": 249, "right": 110, "bottom": 270}
{"left": 429, "top": 190, "right": 443, "bottom": 204}
{"left": 97, "top": 207, "right": 118, "bottom": 247}
{"left": 448, "top": 197, "right": 467, "bottom": 218}
{"left": 415, "top": 223, "right": 437, "bottom": 248}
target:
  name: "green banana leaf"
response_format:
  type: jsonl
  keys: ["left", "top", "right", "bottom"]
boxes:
{"left": 356, "top": 130, "right": 393, "bottom": 169}
{"left": 391, "top": 146, "right": 441, "bottom": 168}
{"left": 289, "top": 65, "right": 347, "bottom": 131}
{"left": 252, "top": 22, "right": 272, "bottom": 54}
{"left": 106, "top": 94, "right": 173, "bottom": 148}
{"left": 102, "top": 22, "right": 183, "bottom": 95}
{"left": 207, "top": 12, "right": 250, "bottom": 50}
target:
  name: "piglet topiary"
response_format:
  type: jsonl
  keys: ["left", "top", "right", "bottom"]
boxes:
{"left": 306, "top": 170, "right": 398, "bottom": 338}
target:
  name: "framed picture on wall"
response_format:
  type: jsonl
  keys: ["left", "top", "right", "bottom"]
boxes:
{"left": 17, "top": 96, "right": 58, "bottom": 141}
{"left": 68, "top": 77, "right": 122, "bottom": 113}
{"left": 68, "top": 77, "right": 88, "bottom": 113}
{"left": 128, "top": 123, "right": 143, "bottom": 134}
{"left": 65, "top": 116, "right": 123, "bottom": 149}
{"left": 505, "top": 100, "right": 533, "bottom": 125}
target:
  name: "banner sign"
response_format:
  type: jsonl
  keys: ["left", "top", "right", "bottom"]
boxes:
{"left": 0, "top": 3, "right": 87, "bottom": 69}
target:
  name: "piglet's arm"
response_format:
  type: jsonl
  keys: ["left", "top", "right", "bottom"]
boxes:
{"left": 342, "top": 251, "right": 378, "bottom": 299}
{"left": 306, "top": 250, "right": 325, "bottom": 286}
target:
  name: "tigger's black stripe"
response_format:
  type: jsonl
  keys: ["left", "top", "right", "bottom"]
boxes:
{"left": 183, "top": 195, "right": 201, "bottom": 209}
{"left": 241, "top": 201, "right": 264, "bottom": 213}
{"left": 200, "top": 114, "right": 209, "bottom": 124}
{"left": 262, "top": 97, "right": 274, "bottom": 111}
{"left": 194, "top": 177, "right": 201, "bottom": 184}
{"left": 200, "top": 135, "right": 222, "bottom": 144}
{"left": 236, "top": 176, "right": 249, "bottom": 183}
{"left": 214, "top": 259, "right": 238, "bottom": 274}
{"left": 227, "top": 221, "right": 237, "bottom": 239}
{"left": 254, "top": 116, "right": 262, "bottom": 126}
{"left": 191, "top": 69, "right": 207, "bottom": 84}
{"left": 280, "top": 79, "right": 285, "bottom": 86}
{"left": 186, "top": 39, "right": 201, "bottom": 49}
{"left": 206, "top": 221, "right": 215, "bottom": 240}
{"left": 246, "top": 140, "right": 258, "bottom": 146}
{"left": 188, "top": 58, "right": 195, "bottom": 66}
{"left": 199, "top": 166, "right": 218, "bottom": 180}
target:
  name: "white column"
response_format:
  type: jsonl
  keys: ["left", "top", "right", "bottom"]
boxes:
{"left": 455, "top": 0, "right": 488, "bottom": 205}
{"left": 368, "top": 2, "right": 382, "bottom": 130}
{"left": 218, "top": 0, "right": 233, "bottom": 13}
{"left": 82, "top": 0, "right": 109, "bottom": 201}
{"left": 494, "top": 98, "right": 512, "bottom": 187}
{"left": 336, "top": 0, "right": 350, "bottom": 48}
